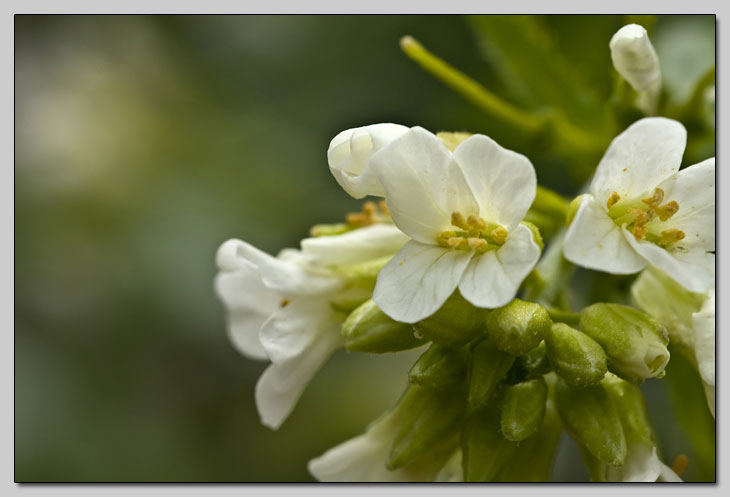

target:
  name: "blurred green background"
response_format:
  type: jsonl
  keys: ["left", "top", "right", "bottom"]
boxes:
{"left": 15, "top": 14, "right": 714, "bottom": 482}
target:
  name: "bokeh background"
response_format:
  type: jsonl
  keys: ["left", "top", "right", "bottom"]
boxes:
{"left": 15, "top": 14, "right": 715, "bottom": 482}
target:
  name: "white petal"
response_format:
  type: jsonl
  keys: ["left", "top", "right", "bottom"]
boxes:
{"left": 259, "top": 295, "right": 336, "bottom": 363}
{"left": 609, "top": 24, "right": 661, "bottom": 93}
{"left": 300, "top": 224, "right": 408, "bottom": 267}
{"left": 622, "top": 228, "right": 715, "bottom": 293}
{"left": 328, "top": 123, "right": 409, "bottom": 199}
{"left": 590, "top": 118, "right": 686, "bottom": 202}
{"left": 693, "top": 289, "right": 715, "bottom": 387}
{"left": 255, "top": 316, "right": 343, "bottom": 429}
{"left": 216, "top": 239, "right": 340, "bottom": 295}
{"left": 372, "top": 240, "right": 474, "bottom": 323}
{"left": 458, "top": 224, "right": 540, "bottom": 308}
{"left": 563, "top": 195, "right": 647, "bottom": 274}
{"left": 607, "top": 444, "right": 663, "bottom": 482}
{"left": 452, "top": 134, "right": 537, "bottom": 231}
{"left": 658, "top": 463, "right": 683, "bottom": 482}
{"left": 214, "top": 268, "right": 279, "bottom": 361}
{"left": 370, "top": 127, "right": 479, "bottom": 244}
{"left": 655, "top": 157, "right": 715, "bottom": 250}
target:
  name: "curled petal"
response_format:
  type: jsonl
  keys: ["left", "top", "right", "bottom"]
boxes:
{"left": 328, "top": 123, "right": 409, "bottom": 199}
{"left": 609, "top": 24, "right": 661, "bottom": 92}
{"left": 373, "top": 240, "right": 474, "bottom": 323}
{"left": 655, "top": 157, "right": 715, "bottom": 250}
{"left": 370, "top": 127, "right": 479, "bottom": 244}
{"left": 458, "top": 223, "right": 540, "bottom": 308}
{"left": 590, "top": 118, "right": 686, "bottom": 202}
{"left": 563, "top": 195, "right": 647, "bottom": 274}
{"left": 622, "top": 228, "right": 714, "bottom": 293}
{"left": 453, "top": 134, "right": 537, "bottom": 231}
{"left": 214, "top": 268, "right": 279, "bottom": 360}
{"left": 300, "top": 224, "right": 408, "bottom": 267}
{"left": 255, "top": 317, "right": 343, "bottom": 429}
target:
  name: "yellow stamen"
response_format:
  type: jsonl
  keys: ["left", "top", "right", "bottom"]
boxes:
{"left": 655, "top": 200, "right": 679, "bottom": 222}
{"left": 346, "top": 201, "right": 381, "bottom": 227}
{"left": 659, "top": 228, "right": 685, "bottom": 247}
{"left": 467, "top": 237, "right": 488, "bottom": 251}
{"left": 447, "top": 237, "right": 468, "bottom": 249}
{"left": 630, "top": 209, "right": 649, "bottom": 240}
{"left": 378, "top": 199, "right": 390, "bottom": 215}
{"left": 451, "top": 212, "right": 470, "bottom": 230}
{"left": 607, "top": 191, "right": 621, "bottom": 209}
{"left": 671, "top": 454, "right": 689, "bottom": 476}
{"left": 641, "top": 187, "right": 664, "bottom": 207}
{"left": 467, "top": 215, "right": 487, "bottom": 230}
{"left": 490, "top": 226, "right": 508, "bottom": 245}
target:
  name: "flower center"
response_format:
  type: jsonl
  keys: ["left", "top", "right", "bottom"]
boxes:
{"left": 436, "top": 212, "right": 508, "bottom": 254}
{"left": 606, "top": 188, "right": 685, "bottom": 247}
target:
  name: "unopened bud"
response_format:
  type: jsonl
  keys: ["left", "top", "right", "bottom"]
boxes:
{"left": 409, "top": 343, "right": 469, "bottom": 388}
{"left": 413, "top": 291, "right": 488, "bottom": 347}
{"left": 485, "top": 299, "right": 552, "bottom": 356}
{"left": 566, "top": 194, "right": 586, "bottom": 227}
{"left": 546, "top": 323, "right": 607, "bottom": 387}
{"left": 500, "top": 377, "right": 548, "bottom": 442}
{"left": 509, "top": 341, "right": 551, "bottom": 382}
{"left": 387, "top": 385, "right": 465, "bottom": 470}
{"left": 609, "top": 24, "right": 661, "bottom": 114}
{"left": 580, "top": 303, "right": 669, "bottom": 384}
{"left": 343, "top": 299, "right": 425, "bottom": 353}
{"left": 554, "top": 378, "right": 627, "bottom": 466}
{"left": 467, "top": 340, "right": 515, "bottom": 409}
{"left": 461, "top": 406, "right": 516, "bottom": 482}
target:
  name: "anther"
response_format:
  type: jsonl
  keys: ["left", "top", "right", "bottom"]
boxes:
{"left": 467, "top": 237, "right": 488, "bottom": 252}
{"left": 378, "top": 200, "right": 390, "bottom": 215}
{"left": 447, "top": 237, "right": 468, "bottom": 249}
{"left": 467, "top": 215, "right": 487, "bottom": 230}
{"left": 671, "top": 454, "right": 689, "bottom": 476}
{"left": 655, "top": 200, "right": 679, "bottom": 221}
{"left": 659, "top": 229, "right": 685, "bottom": 247}
{"left": 629, "top": 209, "right": 649, "bottom": 240}
{"left": 491, "top": 226, "right": 508, "bottom": 245}
{"left": 607, "top": 191, "right": 621, "bottom": 209}
{"left": 451, "top": 212, "right": 470, "bottom": 231}
{"left": 641, "top": 188, "right": 664, "bottom": 207}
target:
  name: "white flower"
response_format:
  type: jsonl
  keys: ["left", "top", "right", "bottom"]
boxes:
{"left": 693, "top": 287, "right": 715, "bottom": 417}
{"left": 308, "top": 409, "right": 459, "bottom": 482}
{"left": 215, "top": 224, "right": 408, "bottom": 429}
{"left": 327, "top": 123, "right": 409, "bottom": 199}
{"left": 609, "top": 24, "right": 661, "bottom": 114}
{"left": 564, "top": 117, "right": 715, "bottom": 293}
{"left": 603, "top": 445, "right": 682, "bottom": 482}
{"left": 363, "top": 126, "right": 540, "bottom": 323}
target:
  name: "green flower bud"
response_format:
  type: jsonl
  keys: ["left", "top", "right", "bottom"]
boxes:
{"left": 554, "top": 377, "right": 627, "bottom": 466}
{"left": 546, "top": 322, "right": 607, "bottom": 387}
{"left": 507, "top": 341, "right": 551, "bottom": 383}
{"left": 461, "top": 406, "right": 517, "bottom": 482}
{"left": 485, "top": 299, "right": 552, "bottom": 355}
{"left": 500, "top": 377, "right": 548, "bottom": 442}
{"left": 580, "top": 303, "right": 669, "bottom": 384}
{"left": 566, "top": 194, "right": 586, "bottom": 226}
{"left": 343, "top": 299, "right": 425, "bottom": 353}
{"left": 467, "top": 340, "right": 515, "bottom": 409}
{"left": 408, "top": 343, "right": 468, "bottom": 387}
{"left": 521, "top": 220, "right": 544, "bottom": 251}
{"left": 412, "top": 291, "right": 488, "bottom": 347}
{"left": 387, "top": 385, "right": 465, "bottom": 470}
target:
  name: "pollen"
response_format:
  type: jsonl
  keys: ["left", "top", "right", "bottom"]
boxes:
{"left": 451, "top": 212, "right": 471, "bottom": 231}
{"left": 655, "top": 200, "right": 679, "bottom": 221}
{"left": 641, "top": 187, "right": 664, "bottom": 207}
{"left": 467, "top": 215, "right": 487, "bottom": 230}
{"left": 671, "top": 454, "right": 689, "bottom": 476}
{"left": 491, "top": 226, "right": 508, "bottom": 245}
{"left": 630, "top": 209, "right": 649, "bottom": 240}
{"left": 606, "top": 191, "right": 621, "bottom": 209}
{"left": 280, "top": 299, "right": 291, "bottom": 308}
{"left": 659, "top": 228, "right": 685, "bottom": 247}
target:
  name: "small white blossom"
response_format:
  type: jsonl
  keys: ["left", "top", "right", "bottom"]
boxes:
{"left": 610, "top": 24, "right": 661, "bottom": 114}
{"left": 361, "top": 126, "right": 540, "bottom": 323}
{"left": 215, "top": 224, "right": 408, "bottom": 429}
{"left": 564, "top": 117, "right": 714, "bottom": 293}
{"left": 693, "top": 287, "right": 715, "bottom": 417}
{"left": 327, "top": 123, "right": 409, "bottom": 199}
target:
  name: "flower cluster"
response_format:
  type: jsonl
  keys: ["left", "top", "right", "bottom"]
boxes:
{"left": 214, "top": 22, "right": 714, "bottom": 482}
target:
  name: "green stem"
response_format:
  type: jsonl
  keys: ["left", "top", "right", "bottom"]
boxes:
{"left": 546, "top": 308, "right": 581, "bottom": 326}
{"left": 674, "top": 65, "right": 715, "bottom": 122}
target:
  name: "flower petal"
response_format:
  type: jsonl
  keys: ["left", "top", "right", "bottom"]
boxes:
{"left": 693, "top": 288, "right": 715, "bottom": 388}
{"left": 259, "top": 295, "right": 337, "bottom": 363}
{"left": 622, "top": 228, "right": 714, "bottom": 293}
{"left": 606, "top": 444, "right": 663, "bottom": 482}
{"left": 369, "top": 127, "right": 479, "bottom": 244}
{"left": 300, "top": 224, "right": 408, "bottom": 267}
{"left": 458, "top": 223, "right": 540, "bottom": 308}
{"left": 328, "top": 123, "right": 409, "bottom": 199}
{"left": 214, "top": 267, "right": 279, "bottom": 361}
{"left": 372, "top": 240, "right": 474, "bottom": 323}
{"left": 563, "top": 195, "right": 647, "bottom": 274}
{"left": 255, "top": 316, "right": 343, "bottom": 429}
{"left": 452, "top": 134, "right": 537, "bottom": 231}
{"left": 590, "top": 118, "right": 686, "bottom": 202}
{"left": 655, "top": 157, "right": 715, "bottom": 250}
{"left": 216, "top": 239, "right": 340, "bottom": 295}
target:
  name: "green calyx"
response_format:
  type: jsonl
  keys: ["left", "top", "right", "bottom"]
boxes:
{"left": 546, "top": 322, "right": 607, "bottom": 387}
{"left": 500, "top": 377, "right": 548, "bottom": 442}
{"left": 342, "top": 299, "right": 425, "bottom": 353}
{"left": 467, "top": 340, "right": 515, "bottom": 410}
{"left": 409, "top": 343, "right": 469, "bottom": 388}
{"left": 485, "top": 298, "right": 552, "bottom": 356}
{"left": 412, "top": 290, "right": 488, "bottom": 347}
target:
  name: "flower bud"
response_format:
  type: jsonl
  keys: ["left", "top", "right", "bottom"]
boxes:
{"left": 546, "top": 322, "right": 607, "bottom": 387}
{"left": 461, "top": 406, "right": 517, "bottom": 482}
{"left": 580, "top": 303, "right": 669, "bottom": 384}
{"left": 412, "top": 291, "right": 488, "bottom": 347}
{"left": 467, "top": 340, "right": 515, "bottom": 409}
{"left": 328, "top": 123, "right": 409, "bottom": 199}
{"left": 609, "top": 24, "right": 661, "bottom": 114}
{"left": 500, "top": 377, "right": 548, "bottom": 442}
{"left": 554, "top": 377, "right": 627, "bottom": 466}
{"left": 408, "top": 343, "right": 469, "bottom": 388}
{"left": 343, "top": 299, "right": 425, "bottom": 353}
{"left": 387, "top": 385, "right": 465, "bottom": 470}
{"left": 566, "top": 194, "right": 586, "bottom": 227}
{"left": 485, "top": 299, "right": 552, "bottom": 356}
{"left": 509, "top": 340, "right": 551, "bottom": 383}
